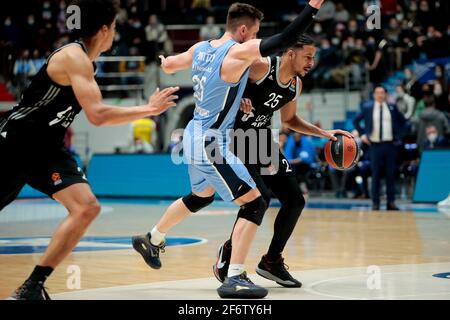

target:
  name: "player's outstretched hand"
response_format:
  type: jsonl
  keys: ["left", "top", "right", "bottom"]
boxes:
{"left": 309, "top": 0, "right": 324, "bottom": 9}
{"left": 324, "top": 129, "right": 354, "bottom": 141}
{"left": 240, "top": 98, "right": 253, "bottom": 114}
{"left": 148, "top": 86, "right": 180, "bottom": 115}
{"left": 159, "top": 55, "right": 173, "bottom": 74}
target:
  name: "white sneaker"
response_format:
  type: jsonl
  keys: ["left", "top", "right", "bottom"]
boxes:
{"left": 437, "top": 193, "right": 450, "bottom": 207}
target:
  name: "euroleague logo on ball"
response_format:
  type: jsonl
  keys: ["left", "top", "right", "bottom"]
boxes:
{"left": 52, "top": 172, "right": 62, "bottom": 186}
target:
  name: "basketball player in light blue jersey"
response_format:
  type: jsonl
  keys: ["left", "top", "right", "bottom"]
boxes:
{"left": 133, "top": 0, "right": 325, "bottom": 299}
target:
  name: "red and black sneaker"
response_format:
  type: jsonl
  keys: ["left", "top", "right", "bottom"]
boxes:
{"left": 255, "top": 255, "right": 302, "bottom": 288}
{"left": 213, "top": 239, "right": 232, "bottom": 283}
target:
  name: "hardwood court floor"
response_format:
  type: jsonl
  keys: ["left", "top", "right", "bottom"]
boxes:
{"left": 1, "top": 199, "right": 450, "bottom": 299}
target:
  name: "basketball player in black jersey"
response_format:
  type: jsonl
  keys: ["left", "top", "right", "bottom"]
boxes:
{"left": 0, "top": 0, "right": 178, "bottom": 300}
{"left": 213, "top": 35, "right": 352, "bottom": 287}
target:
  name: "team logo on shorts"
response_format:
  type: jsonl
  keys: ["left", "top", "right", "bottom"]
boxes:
{"left": 52, "top": 172, "right": 62, "bottom": 186}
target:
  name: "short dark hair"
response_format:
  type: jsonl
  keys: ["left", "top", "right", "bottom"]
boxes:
{"left": 68, "top": 0, "right": 120, "bottom": 39}
{"left": 374, "top": 85, "right": 387, "bottom": 93}
{"left": 226, "top": 3, "right": 264, "bottom": 32}
{"left": 285, "top": 34, "right": 315, "bottom": 52}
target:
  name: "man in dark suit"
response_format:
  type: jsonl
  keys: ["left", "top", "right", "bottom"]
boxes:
{"left": 353, "top": 86, "right": 406, "bottom": 210}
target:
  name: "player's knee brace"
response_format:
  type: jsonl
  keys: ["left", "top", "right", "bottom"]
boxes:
{"left": 182, "top": 193, "right": 215, "bottom": 213}
{"left": 237, "top": 196, "right": 268, "bottom": 226}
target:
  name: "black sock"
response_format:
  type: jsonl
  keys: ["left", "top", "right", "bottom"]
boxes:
{"left": 28, "top": 265, "right": 54, "bottom": 283}
{"left": 266, "top": 252, "right": 282, "bottom": 262}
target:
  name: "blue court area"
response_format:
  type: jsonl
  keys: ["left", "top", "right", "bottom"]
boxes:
{"left": 0, "top": 236, "right": 205, "bottom": 255}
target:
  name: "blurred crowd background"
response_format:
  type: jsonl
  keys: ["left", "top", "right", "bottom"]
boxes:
{"left": 1, "top": 0, "right": 449, "bottom": 200}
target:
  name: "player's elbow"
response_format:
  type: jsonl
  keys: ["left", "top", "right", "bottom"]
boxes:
{"left": 282, "top": 117, "right": 296, "bottom": 128}
{"left": 86, "top": 111, "right": 106, "bottom": 127}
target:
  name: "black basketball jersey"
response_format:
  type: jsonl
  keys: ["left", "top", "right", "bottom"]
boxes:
{"left": 234, "top": 56, "right": 300, "bottom": 131}
{"left": 0, "top": 41, "right": 95, "bottom": 147}
{"left": 231, "top": 56, "right": 300, "bottom": 166}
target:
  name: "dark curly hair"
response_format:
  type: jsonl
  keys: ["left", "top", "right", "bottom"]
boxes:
{"left": 67, "top": 0, "right": 120, "bottom": 39}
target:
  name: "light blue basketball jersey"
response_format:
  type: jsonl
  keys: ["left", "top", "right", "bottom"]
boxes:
{"left": 182, "top": 39, "right": 256, "bottom": 202}
{"left": 188, "top": 39, "right": 249, "bottom": 133}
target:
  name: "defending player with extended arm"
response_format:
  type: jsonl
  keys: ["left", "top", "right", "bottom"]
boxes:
{"left": 159, "top": 0, "right": 324, "bottom": 80}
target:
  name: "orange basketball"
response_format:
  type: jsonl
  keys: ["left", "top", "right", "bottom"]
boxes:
{"left": 324, "top": 134, "right": 360, "bottom": 170}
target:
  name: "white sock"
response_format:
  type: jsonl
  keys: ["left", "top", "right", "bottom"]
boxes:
{"left": 228, "top": 264, "right": 245, "bottom": 278}
{"left": 150, "top": 226, "right": 166, "bottom": 246}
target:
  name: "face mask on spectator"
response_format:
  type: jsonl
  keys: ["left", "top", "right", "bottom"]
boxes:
{"left": 434, "top": 85, "right": 443, "bottom": 96}
{"left": 313, "top": 24, "right": 322, "bottom": 34}
{"left": 427, "top": 133, "right": 438, "bottom": 142}
{"left": 396, "top": 13, "right": 404, "bottom": 21}
{"left": 27, "top": 17, "right": 35, "bottom": 25}
{"left": 4, "top": 18, "right": 11, "bottom": 26}
{"left": 331, "top": 38, "right": 340, "bottom": 46}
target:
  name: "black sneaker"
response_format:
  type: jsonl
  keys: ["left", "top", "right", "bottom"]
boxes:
{"left": 132, "top": 233, "right": 165, "bottom": 269}
{"left": 8, "top": 279, "right": 51, "bottom": 300}
{"left": 213, "top": 240, "right": 232, "bottom": 283}
{"left": 217, "top": 271, "right": 268, "bottom": 299}
{"left": 255, "top": 255, "right": 302, "bottom": 288}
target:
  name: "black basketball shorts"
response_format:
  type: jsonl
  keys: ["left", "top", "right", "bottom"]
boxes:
{"left": 0, "top": 136, "right": 89, "bottom": 211}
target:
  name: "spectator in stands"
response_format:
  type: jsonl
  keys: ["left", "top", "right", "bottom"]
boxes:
{"left": 353, "top": 86, "right": 406, "bottom": 210}
{"left": 395, "top": 85, "right": 416, "bottom": 120}
{"left": 56, "top": 0, "right": 69, "bottom": 35}
{"left": 199, "top": 15, "right": 222, "bottom": 41}
{"left": 315, "top": 0, "right": 335, "bottom": 32}
{"left": 433, "top": 65, "right": 449, "bottom": 112}
{"left": 190, "top": 0, "right": 213, "bottom": 23}
{"left": 347, "top": 19, "right": 364, "bottom": 40}
{"left": 144, "top": 14, "right": 171, "bottom": 63}
{"left": 366, "top": 38, "right": 390, "bottom": 85}
{"left": 345, "top": 142, "right": 371, "bottom": 199}
{"left": 13, "top": 49, "right": 36, "bottom": 96}
{"left": 30, "top": 50, "right": 45, "bottom": 76}
{"left": 334, "top": 2, "right": 349, "bottom": 23}
{"left": 132, "top": 117, "right": 156, "bottom": 153}
{"left": 329, "top": 168, "right": 347, "bottom": 198}
{"left": 312, "top": 38, "right": 338, "bottom": 87}
{"left": 417, "top": 0, "right": 434, "bottom": 29}
{"left": 310, "top": 22, "right": 327, "bottom": 44}
{"left": 279, "top": 132, "right": 288, "bottom": 151}
{"left": 23, "top": 15, "right": 39, "bottom": 50}
{"left": 1, "top": 16, "right": 21, "bottom": 46}
{"left": 386, "top": 18, "right": 401, "bottom": 45}
{"left": 416, "top": 95, "right": 450, "bottom": 150}
{"left": 424, "top": 25, "right": 449, "bottom": 59}
{"left": 64, "top": 127, "right": 76, "bottom": 155}
{"left": 119, "top": 46, "right": 145, "bottom": 87}
{"left": 127, "top": 16, "right": 145, "bottom": 52}
{"left": 423, "top": 125, "right": 449, "bottom": 150}
{"left": 284, "top": 132, "right": 318, "bottom": 195}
